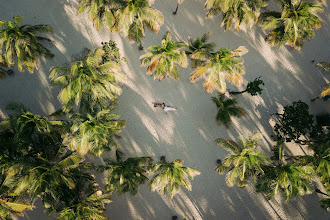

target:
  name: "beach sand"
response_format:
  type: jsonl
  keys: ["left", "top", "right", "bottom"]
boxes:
{"left": 0, "top": 0, "right": 329, "bottom": 219}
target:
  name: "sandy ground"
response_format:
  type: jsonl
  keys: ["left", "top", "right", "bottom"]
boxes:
{"left": 0, "top": 0, "right": 330, "bottom": 219}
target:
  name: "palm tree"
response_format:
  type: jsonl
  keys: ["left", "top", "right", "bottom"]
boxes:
{"left": 0, "top": 15, "right": 54, "bottom": 72}
{"left": 78, "top": 0, "right": 164, "bottom": 48}
{"left": 12, "top": 153, "right": 86, "bottom": 203}
{"left": 50, "top": 48, "right": 125, "bottom": 112}
{"left": 140, "top": 32, "right": 188, "bottom": 80}
{"left": 211, "top": 93, "right": 246, "bottom": 128}
{"left": 98, "top": 150, "right": 152, "bottom": 195}
{"left": 294, "top": 138, "right": 330, "bottom": 191}
{"left": 43, "top": 170, "right": 111, "bottom": 220}
{"left": 0, "top": 102, "right": 63, "bottom": 158}
{"left": 63, "top": 110, "right": 125, "bottom": 156}
{"left": 205, "top": 0, "right": 267, "bottom": 31}
{"left": 256, "top": 144, "right": 315, "bottom": 202}
{"left": 173, "top": 0, "right": 184, "bottom": 15}
{"left": 215, "top": 133, "right": 269, "bottom": 187}
{"left": 148, "top": 157, "right": 200, "bottom": 198}
{"left": 258, "top": 0, "right": 323, "bottom": 50}
{"left": 56, "top": 186, "right": 111, "bottom": 220}
{"left": 185, "top": 32, "right": 215, "bottom": 69}
{"left": 78, "top": 0, "right": 118, "bottom": 31}
{"left": 190, "top": 46, "right": 248, "bottom": 93}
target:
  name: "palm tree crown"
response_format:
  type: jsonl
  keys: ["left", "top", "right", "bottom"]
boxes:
{"left": 148, "top": 158, "right": 200, "bottom": 198}
{"left": 98, "top": 150, "right": 152, "bottom": 195}
{"left": 78, "top": 0, "right": 164, "bottom": 44}
{"left": 205, "top": 0, "right": 267, "bottom": 31}
{"left": 50, "top": 48, "right": 125, "bottom": 112}
{"left": 0, "top": 15, "right": 54, "bottom": 72}
{"left": 63, "top": 110, "right": 125, "bottom": 156}
{"left": 211, "top": 93, "right": 246, "bottom": 128}
{"left": 258, "top": 0, "right": 323, "bottom": 50}
{"left": 190, "top": 46, "right": 248, "bottom": 93}
{"left": 215, "top": 133, "right": 269, "bottom": 187}
{"left": 256, "top": 144, "right": 315, "bottom": 202}
{"left": 185, "top": 32, "right": 216, "bottom": 69}
{"left": 140, "top": 32, "right": 188, "bottom": 80}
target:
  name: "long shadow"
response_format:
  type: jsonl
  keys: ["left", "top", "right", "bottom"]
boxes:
{"left": 1, "top": 0, "right": 329, "bottom": 219}
{"left": 108, "top": 0, "right": 330, "bottom": 219}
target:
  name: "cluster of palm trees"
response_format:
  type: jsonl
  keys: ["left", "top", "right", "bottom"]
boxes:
{"left": 0, "top": 0, "right": 328, "bottom": 218}
{"left": 78, "top": 0, "right": 324, "bottom": 51}
{"left": 78, "top": 0, "right": 164, "bottom": 49}
{"left": 140, "top": 32, "right": 248, "bottom": 94}
{"left": 216, "top": 131, "right": 329, "bottom": 207}
{"left": 0, "top": 39, "right": 201, "bottom": 218}
{"left": 215, "top": 98, "right": 330, "bottom": 210}
{"left": 205, "top": 0, "right": 323, "bottom": 50}
{"left": 97, "top": 150, "right": 200, "bottom": 199}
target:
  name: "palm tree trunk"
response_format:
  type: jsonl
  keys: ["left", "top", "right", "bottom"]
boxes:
{"left": 173, "top": 3, "right": 180, "bottom": 15}
{"left": 311, "top": 96, "right": 320, "bottom": 102}
{"left": 229, "top": 90, "right": 246, "bottom": 95}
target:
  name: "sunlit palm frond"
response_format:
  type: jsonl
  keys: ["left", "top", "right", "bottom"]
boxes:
{"left": 140, "top": 32, "right": 188, "bottom": 80}
{"left": 320, "top": 84, "right": 330, "bottom": 97}
{"left": 0, "top": 16, "right": 53, "bottom": 72}
{"left": 149, "top": 159, "right": 200, "bottom": 198}
{"left": 215, "top": 133, "right": 269, "bottom": 187}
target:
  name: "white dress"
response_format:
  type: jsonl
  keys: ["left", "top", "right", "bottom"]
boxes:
{"left": 164, "top": 106, "right": 177, "bottom": 112}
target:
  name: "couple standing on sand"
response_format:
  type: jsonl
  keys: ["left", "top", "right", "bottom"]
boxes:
{"left": 153, "top": 103, "right": 177, "bottom": 112}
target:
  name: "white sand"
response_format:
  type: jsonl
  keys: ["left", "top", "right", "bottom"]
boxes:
{"left": 0, "top": 0, "right": 329, "bottom": 219}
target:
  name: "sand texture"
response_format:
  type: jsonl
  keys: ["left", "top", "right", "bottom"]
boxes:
{"left": 0, "top": 0, "right": 330, "bottom": 219}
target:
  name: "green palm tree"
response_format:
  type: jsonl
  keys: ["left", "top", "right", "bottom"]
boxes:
{"left": 56, "top": 189, "right": 111, "bottom": 220}
{"left": 50, "top": 48, "right": 125, "bottom": 112}
{"left": 42, "top": 170, "right": 111, "bottom": 220}
{"left": 190, "top": 46, "right": 248, "bottom": 93}
{"left": 211, "top": 93, "right": 246, "bottom": 128}
{"left": 63, "top": 110, "right": 125, "bottom": 156}
{"left": 78, "top": 0, "right": 164, "bottom": 47}
{"left": 140, "top": 32, "right": 188, "bottom": 80}
{"left": 12, "top": 154, "right": 86, "bottom": 203}
{"left": 258, "top": 0, "right": 323, "bottom": 50}
{"left": 215, "top": 133, "right": 269, "bottom": 187}
{"left": 78, "top": 0, "right": 118, "bottom": 31}
{"left": 0, "top": 103, "right": 63, "bottom": 157}
{"left": 148, "top": 158, "right": 200, "bottom": 198}
{"left": 256, "top": 144, "right": 315, "bottom": 202}
{"left": 0, "top": 15, "right": 54, "bottom": 72}
{"left": 205, "top": 0, "right": 267, "bottom": 31}
{"left": 98, "top": 150, "right": 152, "bottom": 195}
{"left": 294, "top": 137, "right": 330, "bottom": 191}
{"left": 185, "top": 32, "right": 215, "bottom": 69}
